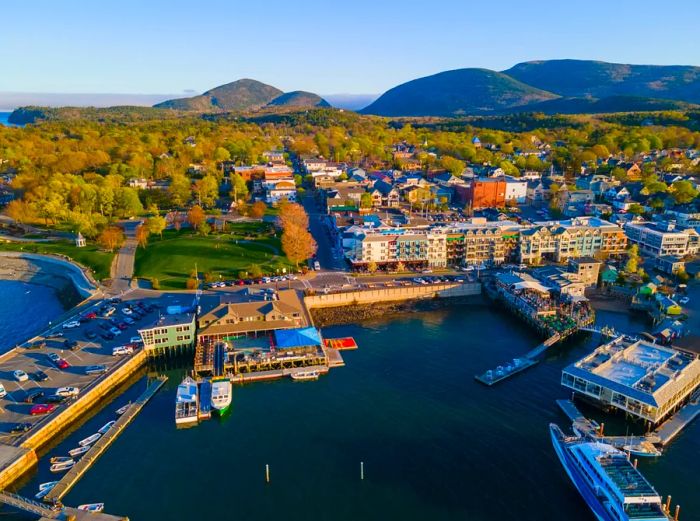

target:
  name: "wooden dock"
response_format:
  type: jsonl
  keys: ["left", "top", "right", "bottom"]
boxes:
{"left": 475, "top": 334, "right": 559, "bottom": 386}
{"left": 45, "top": 376, "right": 167, "bottom": 502}
{"left": 654, "top": 393, "right": 700, "bottom": 446}
{"left": 230, "top": 364, "right": 329, "bottom": 384}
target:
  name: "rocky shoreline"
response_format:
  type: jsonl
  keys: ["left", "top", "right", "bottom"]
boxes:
{"left": 310, "top": 294, "right": 483, "bottom": 327}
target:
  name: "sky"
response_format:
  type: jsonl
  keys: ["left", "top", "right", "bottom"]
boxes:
{"left": 1, "top": 0, "right": 700, "bottom": 97}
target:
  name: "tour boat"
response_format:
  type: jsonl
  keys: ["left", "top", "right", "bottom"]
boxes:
{"left": 98, "top": 420, "right": 116, "bottom": 435}
{"left": 78, "top": 503, "right": 105, "bottom": 513}
{"left": 35, "top": 482, "right": 57, "bottom": 500}
{"left": 550, "top": 423, "right": 671, "bottom": 521}
{"left": 210, "top": 377, "right": 232, "bottom": 415}
{"left": 69, "top": 445, "right": 90, "bottom": 457}
{"left": 115, "top": 403, "right": 130, "bottom": 416}
{"left": 78, "top": 433, "right": 101, "bottom": 447}
{"left": 50, "top": 459, "right": 75, "bottom": 473}
{"left": 623, "top": 441, "right": 662, "bottom": 458}
{"left": 50, "top": 456, "right": 72, "bottom": 464}
{"left": 175, "top": 376, "right": 199, "bottom": 425}
{"left": 290, "top": 370, "right": 320, "bottom": 381}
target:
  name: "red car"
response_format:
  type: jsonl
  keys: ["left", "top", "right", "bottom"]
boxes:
{"left": 30, "top": 403, "right": 57, "bottom": 415}
{"left": 117, "top": 322, "right": 128, "bottom": 331}
{"left": 83, "top": 312, "right": 97, "bottom": 319}
{"left": 56, "top": 358, "right": 70, "bottom": 370}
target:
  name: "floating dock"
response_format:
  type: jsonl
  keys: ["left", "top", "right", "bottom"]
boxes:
{"left": 475, "top": 334, "right": 559, "bottom": 386}
{"left": 654, "top": 392, "right": 700, "bottom": 445}
{"left": 198, "top": 380, "right": 212, "bottom": 420}
{"left": 323, "top": 337, "right": 357, "bottom": 350}
{"left": 45, "top": 376, "right": 167, "bottom": 502}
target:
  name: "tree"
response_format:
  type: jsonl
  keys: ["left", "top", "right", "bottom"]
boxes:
{"left": 367, "top": 260, "right": 378, "bottom": 273}
{"left": 249, "top": 264, "right": 263, "bottom": 278}
{"left": 278, "top": 202, "right": 309, "bottom": 231}
{"left": 281, "top": 224, "right": 317, "bottom": 266}
{"left": 4, "top": 200, "right": 31, "bottom": 224}
{"left": 229, "top": 173, "right": 249, "bottom": 203}
{"left": 396, "top": 261, "right": 406, "bottom": 273}
{"left": 198, "top": 222, "right": 211, "bottom": 236}
{"left": 169, "top": 173, "right": 191, "bottom": 207}
{"left": 250, "top": 201, "right": 267, "bottom": 219}
{"left": 360, "top": 192, "right": 372, "bottom": 209}
{"left": 186, "top": 277, "right": 198, "bottom": 290}
{"left": 135, "top": 224, "right": 149, "bottom": 249}
{"left": 146, "top": 215, "right": 167, "bottom": 238}
{"left": 670, "top": 180, "right": 699, "bottom": 205}
{"left": 628, "top": 203, "right": 645, "bottom": 216}
{"left": 193, "top": 174, "right": 220, "bottom": 207}
{"left": 97, "top": 226, "right": 125, "bottom": 252}
{"left": 187, "top": 205, "right": 206, "bottom": 230}
{"left": 625, "top": 244, "right": 640, "bottom": 274}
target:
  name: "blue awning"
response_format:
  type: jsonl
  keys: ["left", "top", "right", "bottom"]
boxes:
{"left": 274, "top": 327, "right": 322, "bottom": 349}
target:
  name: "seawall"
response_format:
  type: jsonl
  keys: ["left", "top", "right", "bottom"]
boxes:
{"left": 0, "top": 252, "right": 97, "bottom": 306}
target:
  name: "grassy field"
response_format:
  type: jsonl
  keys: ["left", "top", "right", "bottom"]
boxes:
{"left": 0, "top": 240, "right": 115, "bottom": 280}
{"left": 134, "top": 223, "right": 294, "bottom": 289}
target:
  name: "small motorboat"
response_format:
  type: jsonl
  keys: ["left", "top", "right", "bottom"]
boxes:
{"left": 78, "top": 503, "right": 104, "bottom": 513}
{"left": 50, "top": 459, "right": 75, "bottom": 473}
{"left": 98, "top": 420, "right": 115, "bottom": 435}
{"left": 35, "top": 482, "right": 57, "bottom": 500}
{"left": 115, "top": 403, "right": 130, "bottom": 416}
{"left": 39, "top": 480, "right": 58, "bottom": 491}
{"left": 290, "top": 370, "right": 320, "bottom": 381}
{"left": 623, "top": 441, "right": 662, "bottom": 458}
{"left": 50, "top": 456, "right": 72, "bottom": 464}
{"left": 78, "top": 433, "right": 101, "bottom": 447}
{"left": 69, "top": 445, "right": 90, "bottom": 457}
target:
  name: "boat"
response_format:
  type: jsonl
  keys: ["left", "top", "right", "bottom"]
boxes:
{"left": 50, "top": 459, "right": 75, "bottom": 473}
{"left": 550, "top": 423, "right": 671, "bottom": 521}
{"left": 35, "top": 482, "right": 57, "bottom": 500}
{"left": 78, "top": 433, "right": 101, "bottom": 447}
{"left": 115, "top": 403, "right": 130, "bottom": 416}
{"left": 623, "top": 441, "right": 662, "bottom": 458}
{"left": 210, "top": 377, "right": 232, "bottom": 415}
{"left": 98, "top": 420, "right": 116, "bottom": 435}
{"left": 78, "top": 503, "right": 105, "bottom": 513}
{"left": 175, "top": 376, "right": 198, "bottom": 425}
{"left": 69, "top": 445, "right": 90, "bottom": 457}
{"left": 290, "top": 370, "right": 320, "bottom": 381}
{"left": 50, "top": 456, "right": 72, "bottom": 464}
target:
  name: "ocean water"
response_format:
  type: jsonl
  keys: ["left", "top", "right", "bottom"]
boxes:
{"left": 0, "top": 112, "right": 14, "bottom": 126}
{"left": 7, "top": 296, "right": 697, "bottom": 521}
{"left": 0, "top": 280, "right": 66, "bottom": 351}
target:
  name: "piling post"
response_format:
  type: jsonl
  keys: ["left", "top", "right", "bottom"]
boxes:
{"left": 665, "top": 496, "right": 672, "bottom": 513}
{"left": 265, "top": 464, "right": 270, "bottom": 483}
{"left": 633, "top": 458, "right": 638, "bottom": 469}
{"left": 360, "top": 461, "right": 364, "bottom": 480}
{"left": 674, "top": 505, "right": 680, "bottom": 521}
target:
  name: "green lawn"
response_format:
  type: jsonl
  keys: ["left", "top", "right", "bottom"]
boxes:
{"left": 0, "top": 240, "right": 114, "bottom": 280}
{"left": 134, "top": 224, "right": 294, "bottom": 289}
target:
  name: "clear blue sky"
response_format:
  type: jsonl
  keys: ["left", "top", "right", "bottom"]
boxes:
{"left": 2, "top": 0, "right": 699, "bottom": 95}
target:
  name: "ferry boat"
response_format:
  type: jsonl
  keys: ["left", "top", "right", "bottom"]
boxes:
{"left": 210, "top": 377, "right": 232, "bottom": 415}
{"left": 175, "top": 376, "right": 199, "bottom": 425}
{"left": 290, "top": 370, "right": 320, "bottom": 381}
{"left": 69, "top": 445, "right": 90, "bottom": 457}
{"left": 78, "top": 503, "right": 105, "bottom": 513}
{"left": 550, "top": 424, "right": 671, "bottom": 521}
{"left": 78, "top": 433, "right": 101, "bottom": 447}
{"left": 50, "top": 459, "right": 75, "bottom": 473}
{"left": 98, "top": 420, "right": 116, "bottom": 435}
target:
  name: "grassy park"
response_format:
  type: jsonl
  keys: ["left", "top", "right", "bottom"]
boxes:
{"left": 0, "top": 240, "right": 115, "bottom": 280}
{"left": 134, "top": 222, "right": 294, "bottom": 289}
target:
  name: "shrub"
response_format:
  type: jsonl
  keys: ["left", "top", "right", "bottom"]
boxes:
{"left": 186, "top": 277, "right": 199, "bottom": 290}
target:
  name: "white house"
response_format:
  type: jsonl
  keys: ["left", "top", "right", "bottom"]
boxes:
{"left": 505, "top": 176, "right": 528, "bottom": 203}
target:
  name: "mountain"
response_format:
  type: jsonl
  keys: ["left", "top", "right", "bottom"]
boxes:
{"left": 505, "top": 60, "right": 700, "bottom": 104}
{"left": 517, "top": 95, "right": 698, "bottom": 115}
{"left": 154, "top": 79, "right": 283, "bottom": 111}
{"left": 266, "top": 91, "right": 330, "bottom": 108}
{"left": 361, "top": 68, "right": 559, "bottom": 117}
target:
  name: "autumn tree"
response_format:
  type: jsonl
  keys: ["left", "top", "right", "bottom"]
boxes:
{"left": 146, "top": 215, "right": 167, "bottom": 238}
{"left": 250, "top": 201, "right": 267, "bottom": 219}
{"left": 136, "top": 224, "right": 149, "bottom": 249}
{"left": 187, "top": 205, "right": 206, "bottom": 230}
{"left": 4, "top": 200, "right": 31, "bottom": 224}
{"left": 278, "top": 202, "right": 309, "bottom": 231}
{"left": 98, "top": 226, "right": 125, "bottom": 252}
{"left": 193, "top": 174, "right": 219, "bottom": 207}
{"left": 229, "top": 173, "right": 249, "bottom": 203}
{"left": 169, "top": 173, "right": 192, "bottom": 207}
{"left": 281, "top": 224, "right": 317, "bottom": 266}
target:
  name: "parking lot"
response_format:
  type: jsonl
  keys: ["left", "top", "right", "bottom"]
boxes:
{"left": 0, "top": 296, "right": 158, "bottom": 443}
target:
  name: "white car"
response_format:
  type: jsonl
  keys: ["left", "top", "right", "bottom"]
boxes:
{"left": 13, "top": 370, "right": 28, "bottom": 382}
{"left": 109, "top": 327, "right": 122, "bottom": 336}
{"left": 129, "top": 336, "right": 143, "bottom": 345}
{"left": 121, "top": 308, "right": 133, "bottom": 316}
{"left": 62, "top": 321, "right": 81, "bottom": 329}
{"left": 112, "top": 345, "right": 134, "bottom": 356}
{"left": 55, "top": 386, "right": 79, "bottom": 397}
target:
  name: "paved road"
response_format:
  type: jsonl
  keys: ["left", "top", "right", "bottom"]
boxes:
{"left": 109, "top": 221, "right": 140, "bottom": 295}
{"left": 301, "top": 195, "right": 346, "bottom": 271}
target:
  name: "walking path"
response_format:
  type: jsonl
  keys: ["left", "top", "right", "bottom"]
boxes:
{"left": 108, "top": 221, "right": 140, "bottom": 295}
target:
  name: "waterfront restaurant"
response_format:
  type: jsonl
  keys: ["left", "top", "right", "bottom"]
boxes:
{"left": 561, "top": 336, "right": 700, "bottom": 425}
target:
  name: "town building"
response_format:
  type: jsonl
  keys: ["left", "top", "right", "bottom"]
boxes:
{"left": 562, "top": 336, "right": 700, "bottom": 425}
{"left": 568, "top": 257, "right": 602, "bottom": 287}
{"left": 624, "top": 221, "right": 700, "bottom": 258}
{"left": 465, "top": 178, "right": 506, "bottom": 209}
{"left": 138, "top": 312, "right": 196, "bottom": 353}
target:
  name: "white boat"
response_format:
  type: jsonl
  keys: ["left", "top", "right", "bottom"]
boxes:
{"left": 78, "top": 503, "right": 105, "bottom": 513}
{"left": 78, "top": 433, "right": 101, "bottom": 447}
{"left": 115, "top": 403, "right": 130, "bottom": 416}
{"left": 69, "top": 445, "right": 90, "bottom": 457}
{"left": 39, "top": 481, "right": 58, "bottom": 491}
{"left": 35, "top": 482, "right": 57, "bottom": 500}
{"left": 623, "top": 441, "right": 662, "bottom": 458}
{"left": 50, "top": 456, "right": 73, "bottom": 464}
{"left": 210, "top": 378, "right": 232, "bottom": 415}
{"left": 175, "top": 376, "right": 198, "bottom": 425}
{"left": 290, "top": 370, "right": 320, "bottom": 381}
{"left": 50, "top": 460, "right": 75, "bottom": 473}
{"left": 98, "top": 420, "right": 116, "bottom": 435}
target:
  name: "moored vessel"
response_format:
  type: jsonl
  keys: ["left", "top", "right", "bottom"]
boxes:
{"left": 175, "top": 376, "right": 199, "bottom": 425}
{"left": 78, "top": 503, "right": 105, "bottom": 512}
{"left": 290, "top": 370, "right": 320, "bottom": 381}
{"left": 210, "top": 377, "right": 232, "bottom": 415}
{"left": 78, "top": 433, "right": 101, "bottom": 447}
{"left": 69, "top": 445, "right": 90, "bottom": 458}
{"left": 50, "top": 459, "right": 75, "bottom": 473}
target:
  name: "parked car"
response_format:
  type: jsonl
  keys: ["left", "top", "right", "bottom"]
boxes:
{"left": 129, "top": 336, "right": 143, "bottom": 345}
{"left": 10, "top": 422, "right": 32, "bottom": 433}
{"left": 123, "top": 317, "right": 135, "bottom": 325}
{"left": 82, "top": 312, "right": 97, "bottom": 320}
{"left": 47, "top": 353, "right": 69, "bottom": 370}
{"left": 31, "top": 370, "right": 49, "bottom": 382}
{"left": 45, "top": 394, "right": 66, "bottom": 404}
{"left": 24, "top": 389, "right": 45, "bottom": 403}
{"left": 25, "top": 341, "right": 46, "bottom": 350}
{"left": 62, "top": 320, "right": 80, "bottom": 329}
{"left": 121, "top": 307, "right": 133, "bottom": 316}
{"left": 13, "top": 370, "right": 29, "bottom": 382}
{"left": 30, "top": 404, "right": 57, "bottom": 415}
{"left": 101, "top": 332, "right": 115, "bottom": 341}
{"left": 84, "top": 364, "right": 107, "bottom": 375}
{"left": 85, "top": 330, "right": 98, "bottom": 340}
{"left": 110, "top": 327, "right": 122, "bottom": 336}
{"left": 117, "top": 322, "right": 128, "bottom": 331}
{"left": 63, "top": 339, "right": 79, "bottom": 351}
{"left": 112, "top": 345, "right": 134, "bottom": 356}
{"left": 55, "top": 386, "right": 79, "bottom": 397}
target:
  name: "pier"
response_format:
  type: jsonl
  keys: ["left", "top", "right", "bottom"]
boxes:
{"left": 654, "top": 391, "right": 700, "bottom": 445}
{"left": 0, "top": 490, "right": 127, "bottom": 520}
{"left": 45, "top": 376, "right": 167, "bottom": 502}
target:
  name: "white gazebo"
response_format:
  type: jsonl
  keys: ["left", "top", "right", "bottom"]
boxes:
{"left": 75, "top": 232, "right": 86, "bottom": 248}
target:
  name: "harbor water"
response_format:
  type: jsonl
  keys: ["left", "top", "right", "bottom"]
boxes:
{"left": 6, "top": 295, "right": 698, "bottom": 520}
